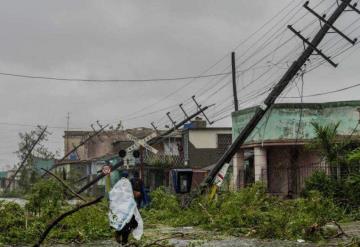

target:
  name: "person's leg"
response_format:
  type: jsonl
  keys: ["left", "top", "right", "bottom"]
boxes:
{"left": 121, "top": 227, "right": 131, "bottom": 244}
{"left": 114, "top": 230, "right": 122, "bottom": 244}
{"left": 129, "top": 215, "right": 138, "bottom": 229}
{"left": 135, "top": 197, "right": 142, "bottom": 208}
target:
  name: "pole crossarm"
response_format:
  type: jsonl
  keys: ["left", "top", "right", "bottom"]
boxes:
{"left": 304, "top": 1, "right": 357, "bottom": 45}
{"left": 166, "top": 112, "right": 177, "bottom": 127}
{"left": 341, "top": 0, "right": 360, "bottom": 14}
{"left": 150, "top": 122, "right": 159, "bottom": 134}
{"left": 191, "top": 96, "right": 214, "bottom": 125}
{"left": 201, "top": 0, "right": 356, "bottom": 189}
{"left": 179, "top": 104, "right": 190, "bottom": 119}
{"left": 148, "top": 104, "right": 213, "bottom": 145}
{"left": 288, "top": 25, "right": 338, "bottom": 67}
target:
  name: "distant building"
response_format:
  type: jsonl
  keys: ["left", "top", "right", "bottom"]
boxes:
{"left": 182, "top": 118, "right": 232, "bottom": 168}
{"left": 0, "top": 171, "right": 7, "bottom": 192}
{"left": 3, "top": 169, "right": 19, "bottom": 191}
{"left": 58, "top": 122, "right": 233, "bottom": 193}
{"left": 33, "top": 157, "right": 55, "bottom": 175}
{"left": 58, "top": 128, "right": 162, "bottom": 195}
{"left": 63, "top": 128, "right": 156, "bottom": 165}
{"left": 231, "top": 100, "right": 360, "bottom": 196}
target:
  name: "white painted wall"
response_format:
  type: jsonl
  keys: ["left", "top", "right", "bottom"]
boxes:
{"left": 189, "top": 129, "right": 231, "bottom": 149}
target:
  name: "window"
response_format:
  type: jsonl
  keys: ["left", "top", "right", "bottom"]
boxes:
{"left": 217, "top": 134, "right": 232, "bottom": 152}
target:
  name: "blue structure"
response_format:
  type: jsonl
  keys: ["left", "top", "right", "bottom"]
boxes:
{"left": 170, "top": 169, "right": 193, "bottom": 193}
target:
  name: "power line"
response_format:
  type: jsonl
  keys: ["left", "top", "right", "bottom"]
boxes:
{"left": 283, "top": 81, "right": 360, "bottom": 98}
{"left": 0, "top": 70, "right": 234, "bottom": 83}
{"left": 117, "top": 1, "right": 309, "bottom": 119}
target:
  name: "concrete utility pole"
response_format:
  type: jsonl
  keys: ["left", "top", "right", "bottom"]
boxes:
{"left": 66, "top": 112, "right": 70, "bottom": 155}
{"left": 6, "top": 126, "right": 48, "bottom": 191}
{"left": 231, "top": 52, "right": 239, "bottom": 112}
{"left": 203, "top": 0, "right": 359, "bottom": 189}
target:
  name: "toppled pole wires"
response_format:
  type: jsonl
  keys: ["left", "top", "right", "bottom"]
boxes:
{"left": 149, "top": 104, "right": 214, "bottom": 146}
{"left": 201, "top": 0, "right": 359, "bottom": 191}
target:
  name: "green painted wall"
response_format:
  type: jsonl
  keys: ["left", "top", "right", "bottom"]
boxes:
{"left": 0, "top": 171, "right": 7, "bottom": 178}
{"left": 232, "top": 101, "right": 360, "bottom": 144}
{"left": 33, "top": 158, "right": 55, "bottom": 175}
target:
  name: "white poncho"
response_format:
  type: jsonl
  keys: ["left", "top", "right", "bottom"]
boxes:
{"left": 108, "top": 177, "right": 143, "bottom": 240}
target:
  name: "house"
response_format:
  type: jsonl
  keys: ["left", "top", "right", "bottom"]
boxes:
{"left": 58, "top": 128, "right": 170, "bottom": 194}
{"left": 231, "top": 100, "right": 360, "bottom": 196}
{"left": 138, "top": 118, "right": 232, "bottom": 191}
{"left": 59, "top": 122, "right": 232, "bottom": 193}
{"left": 182, "top": 118, "right": 232, "bottom": 168}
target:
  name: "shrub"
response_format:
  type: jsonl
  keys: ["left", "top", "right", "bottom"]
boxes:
{"left": 143, "top": 183, "right": 344, "bottom": 241}
{"left": 301, "top": 171, "right": 336, "bottom": 198}
{"left": 0, "top": 200, "right": 26, "bottom": 244}
{"left": 48, "top": 201, "right": 112, "bottom": 243}
{"left": 342, "top": 174, "right": 360, "bottom": 211}
{"left": 302, "top": 170, "right": 360, "bottom": 215}
{"left": 25, "top": 179, "right": 66, "bottom": 218}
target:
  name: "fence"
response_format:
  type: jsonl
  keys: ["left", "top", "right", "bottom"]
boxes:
{"left": 144, "top": 152, "right": 184, "bottom": 167}
{"left": 238, "top": 163, "right": 360, "bottom": 196}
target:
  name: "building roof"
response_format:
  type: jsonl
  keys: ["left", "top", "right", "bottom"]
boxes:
{"left": 232, "top": 100, "right": 360, "bottom": 146}
{"left": 184, "top": 127, "right": 232, "bottom": 132}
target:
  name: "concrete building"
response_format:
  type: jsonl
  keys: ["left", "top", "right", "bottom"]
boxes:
{"left": 231, "top": 101, "right": 360, "bottom": 196}
{"left": 182, "top": 125, "right": 232, "bottom": 168}
{"left": 64, "top": 128, "right": 155, "bottom": 161}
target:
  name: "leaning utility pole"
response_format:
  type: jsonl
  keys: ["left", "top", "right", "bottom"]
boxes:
{"left": 203, "top": 0, "right": 359, "bottom": 188}
{"left": 231, "top": 52, "right": 239, "bottom": 111}
{"left": 6, "top": 126, "right": 48, "bottom": 191}
{"left": 148, "top": 104, "right": 213, "bottom": 145}
{"left": 59, "top": 124, "right": 109, "bottom": 162}
{"left": 77, "top": 103, "right": 211, "bottom": 194}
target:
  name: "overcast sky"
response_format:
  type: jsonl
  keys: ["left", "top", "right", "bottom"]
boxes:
{"left": 0, "top": 0, "right": 360, "bottom": 170}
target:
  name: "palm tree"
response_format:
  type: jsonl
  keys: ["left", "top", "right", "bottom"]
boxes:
{"left": 308, "top": 122, "right": 349, "bottom": 179}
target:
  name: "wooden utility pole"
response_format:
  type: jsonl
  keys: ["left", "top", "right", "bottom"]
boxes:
{"left": 6, "top": 126, "right": 48, "bottom": 191}
{"left": 148, "top": 104, "right": 213, "bottom": 145}
{"left": 231, "top": 52, "right": 239, "bottom": 111}
{"left": 59, "top": 124, "right": 109, "bottom": 162}
{"left": 203, "top": 0, "right": 359, "bottom": 189}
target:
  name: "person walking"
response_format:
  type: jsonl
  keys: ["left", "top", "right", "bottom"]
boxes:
{"left": 108, "top": 173, "right": 143, "bottom": 245}
{"left": 130, "top": 171, "right": 145, "bottom": 208}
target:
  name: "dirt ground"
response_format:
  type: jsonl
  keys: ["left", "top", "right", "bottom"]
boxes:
{"left": 43, "top": 221, "right": 360, "bottom": 247}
